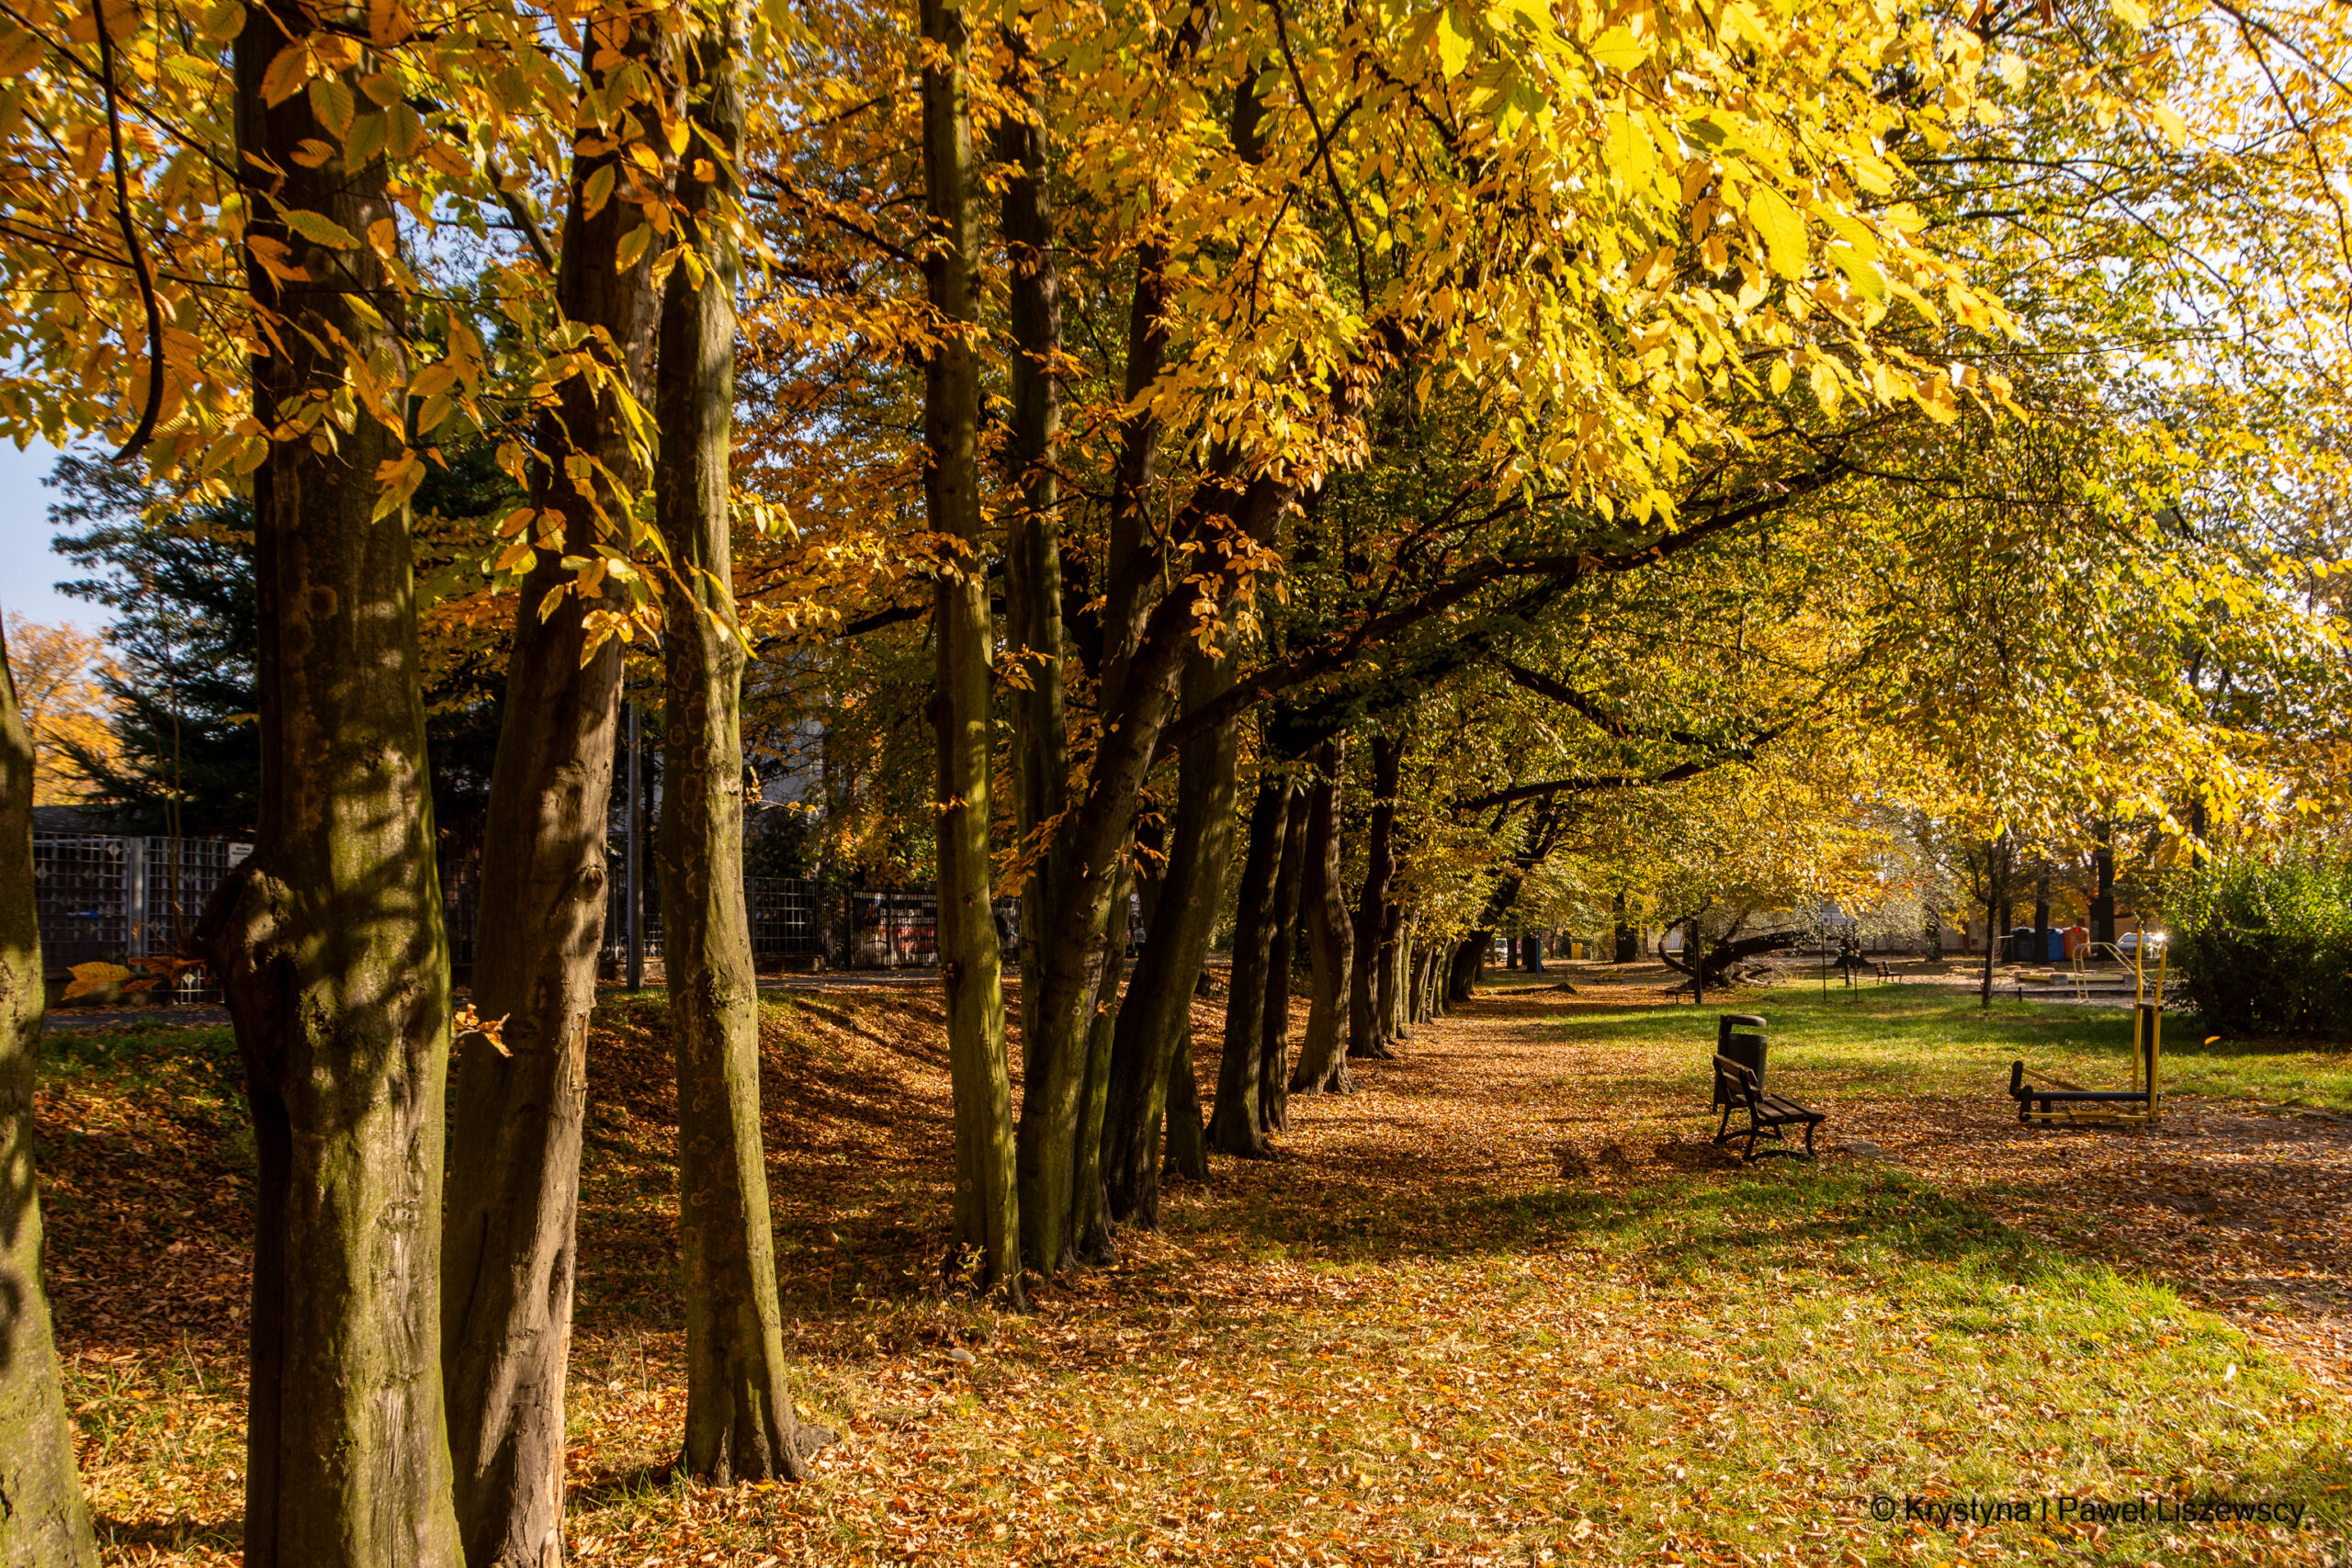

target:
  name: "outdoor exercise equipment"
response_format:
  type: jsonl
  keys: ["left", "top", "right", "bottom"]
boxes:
{"left": 2007, "top": 923, "right": 2165, "bottom": 1126}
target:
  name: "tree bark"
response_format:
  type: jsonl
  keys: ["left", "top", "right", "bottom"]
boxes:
{"left": 1612, "top": 892, "right": 1636, "bottom": 964}
{"left": 922, "top": 0, "right": 1021, "bottom": 1294}
{"left": 1258, "top": 782, "right": 1312, "bottom": 1135}
{"left": 1385, "top": 922, "right": 1412, "bottom": 1039}
{"left": 206, "top": 17, "right": 462, "bottom": 1558}
{"left": 1164, "top": 1031, "right": 1208, "bottom": 1179}
{"left": 1447, "top": 934, "right": 1485, "bottom": 1004}
{"left": 657, "top": 4, "right": 828, "bottom": 1481}
{"left": 2090, "top": 820, "right": 2116, "bottom": 947}
{"left": 1291, "top": 739, "right": 1352, "bottom": 1095}
{"left": 1209, "top": 773, "right": 1286, "bottom": 1156}
{"left": 2031, "top": 863, "right": 2052, "bottom": 957}
{"left": 1980, "top": 837, "right": 2007, "bottom": 1009}
{"left": 1349, "top": 732, "right": 1400, "bottom": 1058}
{"left": 442, "top": 11, "right": 659, "bottom": 1557}
{"left": 1102, "top": 647, "right": 1240, "bottom": 1226}
{"left": 0, "top": 626, "right": 97, "bottom": 1568}
{"left": 997, "top": 18, "right": 1065, "bottom": 1065}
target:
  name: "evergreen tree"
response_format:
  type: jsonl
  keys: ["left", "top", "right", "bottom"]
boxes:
{"left": 47, "top": 457, "right": 258, "bottom": 838}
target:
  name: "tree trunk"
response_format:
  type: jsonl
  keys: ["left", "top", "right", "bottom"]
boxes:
{"left": 1523, "top": 931, "right": 1545, "bottom": 974}
{"left": 2032, "top": 863, "right": 2052, "bottom": 958}
{"left": 1385, "top": 923, "right": 1412, "bottom": 1038}
{"left": 1102, "top": 648, "right": 1240, "bottom": 1226}
{"left": 1067, "top": 867, "right": 1127, "bottom": 1265}
{"left": 922, "top": 0, "right": 1021, "bottom": 1294}
{"left": 0, "top": 626, "right": 97, "bottom": 1568}
{"left": 1164, "top": 1032, "right": 1208, "bottom": 1179}
{"left": 442, "top": 12, "right": 659, "bottom": 1556}
{"left": 1612, "top": 892, "right": 1636, "bottom": 963}
{"left": 1209, "top": 774, "right": 1287, "bottom": 1156}
{"left": 1980, "top": 838, "right": 2007, "bottom": 1009}
{"left": 997, "top": 18, "right": 1065, "bottom": 1066}
{"left": 1291, "top": 739, "right": 1352, "bottom": 1095}
{"left": 1447, "top": 934, "right": 1485, "bottom": 1003}
{"left": 207, "top": 18, "right": 463, "bottom": 1560}
{"left": 1348, "top": 734, "right": 1400, "bottom": 1057}
{"left": 2090, "top": 820, "right": 2116, "bottom": 947}
{"left": 657, "top": 6, "right": 828, "bottom": 1481}
{"left": 1258, "top": 782, "right": 1312, "bottom": 1135}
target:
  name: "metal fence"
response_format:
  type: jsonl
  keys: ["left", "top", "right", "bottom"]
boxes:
{"left": 39, "top": 828, "right": 1026, "bottom": 990}
{"left": 31, "top": 833, "right": 251, "bottom": 1000}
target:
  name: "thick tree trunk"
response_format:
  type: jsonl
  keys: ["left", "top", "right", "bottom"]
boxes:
{"left": 1523, "top": 931, "right": 1545, "bottom": 974}
{"left": 1258, "top": 783, "right": 1311, "bottom": 1135}
{"left": 1102, "top": 649, "right": 1240, "bottom": 1226}
{"left": 441, "top": 14, "right": 659, "bottom": 1558}
{"left": 1349, "top": 733, "right": 1400, "bottom": 1058}
{"left": 208, "top": 19, "right": 462, "bottom": 1560}
{"left": 1612, "top": 892, "right": 1636, "bottom": 964}
{"left": 998, "top": 20, "right": 1066, "bottom": 1063}
{"left": 0, "top": 628, "right": 97, "bottom": 1568}
{"left": 1209, "top": 774, "right": 1286, "bottom": 1156}
{"left": 657, "top": 6, "right": 827, "bottom": 1482}
{"left": 1291, "top": 740, "right": 1352, "bottom": 1095}
{"left": 923, "top": 0, "right": 1021, "bottom": 1293}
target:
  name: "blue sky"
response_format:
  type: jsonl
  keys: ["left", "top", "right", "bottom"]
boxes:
{"left": 0, "top": 438, "right": 96, "bottom": 630}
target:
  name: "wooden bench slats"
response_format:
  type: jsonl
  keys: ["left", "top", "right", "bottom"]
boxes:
{"left": 1712, "top": 1052, "right": 1824, "bottom": 1162}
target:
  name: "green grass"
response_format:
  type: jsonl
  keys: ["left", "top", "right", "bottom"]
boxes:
{"left": 1537, "top": 983, "right": 2352, "bottom": 1113}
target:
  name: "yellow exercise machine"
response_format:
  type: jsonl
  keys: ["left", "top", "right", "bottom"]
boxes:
{"left": 2007, "top": 922, "right": 2164, "bottom": 1126}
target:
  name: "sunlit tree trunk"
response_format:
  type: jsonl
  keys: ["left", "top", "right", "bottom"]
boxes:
{"left": 657, "top": 1, "right": 829, "bottom": 1481}
{"left": 1290, "top": 739, "right": 1352, "bottom": 1095}
{"left": 922, "top": 0, "right": 1021, "bottom": 1293}
{"left": 0, "top": 626, "right": 97, "bottom": 1568}
{"left": 1257, "top": 782, "right": 1311, "bottom": 1135}
{"left": 1349, "top": 733, "right": 1400, "bottom": 1059}
{"left": 442, "top": 11, "right": 659, "bottom": 1557}
{"left": 204, "top": 14, "right": 463, "bottom": 1557}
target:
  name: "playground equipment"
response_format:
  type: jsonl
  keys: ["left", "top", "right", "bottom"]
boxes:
{"left": 2007, "top": 923, "right": 2165, "bottom": 1125}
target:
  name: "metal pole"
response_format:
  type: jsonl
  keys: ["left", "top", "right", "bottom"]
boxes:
{"left": 627, "top": 696, "right": 644, "bottom": 989}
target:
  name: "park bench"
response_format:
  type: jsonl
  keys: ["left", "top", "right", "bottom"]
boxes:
{"left": 1712, "top": 1054, "right": 1826, "bottom": 1161}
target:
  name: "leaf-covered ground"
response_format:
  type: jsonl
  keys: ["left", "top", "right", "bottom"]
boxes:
{"left": 33, "top": 964, "right": 2352, "bottom": 1565}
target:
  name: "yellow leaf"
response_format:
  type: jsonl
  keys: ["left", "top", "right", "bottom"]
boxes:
{"left": 0, "top": 26, "right": 43, "bottom": 77}
{"left": 260, "top": 40, "right": 310, "bottom": 107}
{"left": 1437, "top": 7, "right": 1473, "bottom": 77}
{"left": 582, "top": 163, "right": 616, "bottom": 219}
{"left": 1587, "top": 26, "right": 1641, "bottom": 70}
{"left": 2109, "top": 0, "right": 2147, "bottom": 26}
{"left": 616, "top": 222, "right": 653, "bottom": 270}
{"left": 1769, "top": 359, "right": 1792, "bottom": 397}
{"left": 309, "top": 74, "right": 355, "bottom": 139}
{"left": 285, "top": 208, "right": 358, "bottom": 248}
{"left": 1747, "top": 186, "right": 1806, "bottom": 281}
{"left": 62, "top": 962, "right": 131, "bottom": 1000}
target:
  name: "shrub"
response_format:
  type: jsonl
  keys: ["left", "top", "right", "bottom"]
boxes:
{"left": 2168, "top": 858, "right": 2352, "bottom": 1038}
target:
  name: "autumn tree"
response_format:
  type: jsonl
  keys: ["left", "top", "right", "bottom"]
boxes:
{"left": 0, "top": 622, "right": 97, "bottom": 1568}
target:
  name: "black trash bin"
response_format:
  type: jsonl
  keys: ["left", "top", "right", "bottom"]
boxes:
{"left": 1714, "top": 1012, "right": 1768, "bottom": 1108}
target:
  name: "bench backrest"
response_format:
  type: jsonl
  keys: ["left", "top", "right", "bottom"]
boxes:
{"left": 1713, "top": 1053, "right": 1764, "bottom": 1109}
{"left": 1713, "top": 1030, "right": 1768, "bottom": 1106}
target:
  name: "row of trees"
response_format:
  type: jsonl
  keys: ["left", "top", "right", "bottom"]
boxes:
{"left": 9, "top": 0, "right": 2352, "bottom": 1565}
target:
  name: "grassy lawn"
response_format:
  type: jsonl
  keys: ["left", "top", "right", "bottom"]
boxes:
{"left": 31, "top": 986, "right": 2352, "bottom": 1564}
{"left": 1489, "top": 977, "right": 2352, "bottom": 1115}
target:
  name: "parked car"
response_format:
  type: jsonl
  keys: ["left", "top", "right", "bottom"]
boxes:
{"left": 2116, "top": 931, "right": 2165, "bottom": 959}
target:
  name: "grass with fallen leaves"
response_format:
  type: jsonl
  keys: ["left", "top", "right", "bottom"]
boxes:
{"left": 34, "top": 969, "right": 2352, "bottom": 1565}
